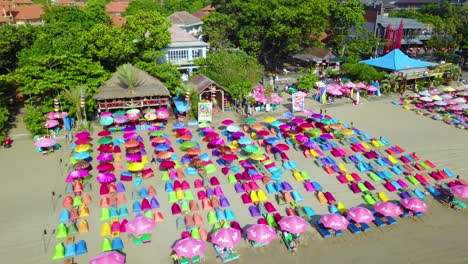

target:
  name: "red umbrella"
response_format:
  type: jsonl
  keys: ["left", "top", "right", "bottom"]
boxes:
{"left": 221, "top": 154, "right": 237, "bottom": 161}
{"left": 186, "top": 148, "right": 201, "bottom": 155}
{"left": 98, "top": 130, "right": 111, "bottom": 137}
{"left": 221, "top": 119, "right": 234, "bottom": 125}
{"left": 98, "top": 144, "right": 113, "bottom": 152}
{"left": 160, "top": 160, "right": 176, "bottom": 169}
{"left": 75, "top": 138, "right": 91, "bottom": 145}
{"left": 152, "top": 137, "right": 167, "bottom": 144}
{"left": 179, "top": 134, "right": 192, "bottom": 141}
{"left": 97, "top": 162, "right": 114, "bottom": 172}
{"left": 275, "top": 143, "right": 289, "bottom": 151}
{"left": 204, "top": 132, "right": 219, "bottom": 138}
{"left": 125, "top": 140, "right": 139, "bottom": 148}
{"left": 157, "top": 151, "right": 173, "bottom": 160}
{"left": 300, "top": 123, "right": 312, "bottom": 129}
{"left": 257, "top": 130, "right": 270, "bottom": 136}
{"left": 176, "top": 128, "right": 189, "bottom": 135}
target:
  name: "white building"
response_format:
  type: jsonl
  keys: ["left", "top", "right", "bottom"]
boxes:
{"left": 168, "top": 11, "right": 203, "bottom": 36}
{"left": 162, "top": 26, "right": 209, "bottom": 76}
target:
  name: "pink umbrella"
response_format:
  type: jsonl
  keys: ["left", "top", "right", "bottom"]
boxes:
{"left": 445, "top": 99, "right": 456, "bottom": 105}
{"left": 201, "top": 127, "right": 214, "bottom": 133}
{"left": 356, "top": 82, "right": 366, "bottom": 89}
{"left": 66, "top": 170, "right": 89, "bottom": 182}
{"left": 291, "top": 117, "right": 304, "bottom": 124}
{"left": 173, "top": 238, "right": 206, "bottom": 258}
{"left": 45, "top": 119, "right": 60, "bottom": 128}
{"left": 221, "top": 154, "right": 237, "bottom": 161}
{"left": 347, "top": 207, "right": 375, "bottom": 224}
{"left": 89, "top": 251, "right": 125, "bottom": 264}
{"left": 221, "top": 119, "right": 234, "bottom": 126}
{"left": 211, "top": 227, "right": 241, "bottom": 247}
{"left": 400, "top": 198, "right": 429, "bottom": 213}
{"left": 127, "top": 113, "right": 140, "bottom": 121}
{"left": 75, "top": 138, "right": 91, "bottom": 145}
{"left": 327, "top": 89, "right": 343, "bottom": 96}
{"left": 279, "top": 124, "right": 291, "bottom": 130}
{"left": 366, "top": 85, "right": 378, "bottom": 92}
{"left": 451, "top": 185, "right": 468, "bottom": 198}
{"left": 127, "top": 216, "right": 155, "bottom": 236}
{"left": 123, "top": 132, "right": 138, "bottom": 140}
{"left": 340, "top": 87, "right": 351, "bottom": 94}
{"left": 156, "top": 107, "right": 169, "bottom": 119}
{"left": 374, "top": 202, "right": 403, "bottom": 217}
{"left": 44, "top": 112, "right": 68, "bottom": 119}
{"left": 320, "top": 214, "right": 349, "bottom": 230}
{"left": 295, "top": 134, "right": 308, "bottom": 143}
{"left": 160, "top": 160, "right": 176, "bottom": 169}
{"left": 97, "top": 153, "right": 114, "bottom": 162}
{"left": 246, "top": 224, "right": 276, "bottom": 244}
{"left": 97, "top": 172, "right": 116, "bottom": 183}
{"left": 278, "top": 215, "right": 308, "bottom": 234}
{"left": 99, "top": 111, "right": 113, "bottom": 117}
{"left": 114, "top": 115, "right": 128, "bottom": 124}
{"left": 210, "top": 138, "right": 225, "bottom": 146}
{"left": 344, "top": 82, "right": 356, "bottom": 88}
{"left": 450, "top": 105, "right": 463, "bottom": 111}
{"left": 429, "top": 89, "right": 440, "bottom": 95}
{"left": 35, "top": 138, "right": 57, "bottom": 148}
{"left": 126, "top": 153, "right": 142, "bottom": 162}
{"left": 270, "top": 93, "right": 283, "bottom": 104}
{"left": 76, "top": 131, "right": 90, "bottom": 139}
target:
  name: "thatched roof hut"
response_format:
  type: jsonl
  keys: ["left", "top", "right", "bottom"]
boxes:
{"left": 187, "top": 74, "right": 232, "bottom": 111}
{"left": 94, "top": 68, "right": 170, "bottom": 100}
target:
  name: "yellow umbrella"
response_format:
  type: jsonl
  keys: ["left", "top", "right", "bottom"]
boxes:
{"left": 431, "top": 95, "right": 442, "bottom": 101}
{"left": 128, "top": 162, "right": 144, "bottom": 172}
{"left": 74, "top": 144, "right": 91, "bottom": 152}
{"left": 441, "top": 86, "right": 455, "bottom": 92}
{"left": 264, "top": 116, "right": 276, "bottom": 123}
{"left": 341, "top": 129, "right": 354, "bottom": 135}
{"left": 250, "top": 153, "right": 266, "bottom": 161}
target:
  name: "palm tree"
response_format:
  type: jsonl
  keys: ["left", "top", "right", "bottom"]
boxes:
{"left": 62, "top": 86, "right": 87, "bottom": 125}
{"left": 117, "top": 63, "right": 142, "bottom": 95}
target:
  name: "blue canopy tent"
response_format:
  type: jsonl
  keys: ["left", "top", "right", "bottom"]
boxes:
{"left": 360, "top": 49, "right": 435, "bottom": 71}
{"left": 173, "top": 96, "right": 189, "bottom": 115}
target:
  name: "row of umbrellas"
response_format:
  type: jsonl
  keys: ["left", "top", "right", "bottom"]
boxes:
{"left": 99, "top": 108, "right": 170, "bottom": 126}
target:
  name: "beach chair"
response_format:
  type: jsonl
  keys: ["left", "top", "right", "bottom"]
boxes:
{"left": 372, "top": 215, "right": 386, "bottom": 227}
{"left": 316, "top": 221, "right": 332, "bottom": 238}
{"left": 281, "top": 232, "right": 297, "bottom": 251}
{"left": 348, "top": 221, "right": 362, "bottom": 234}
{"left": 378, "top": 192, "right": 389, "bottom": 202}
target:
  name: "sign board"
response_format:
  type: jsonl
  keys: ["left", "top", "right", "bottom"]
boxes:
{"left": 292, "top": 92, "right": 306, "bottom": 112}
{"left": 198, "top": 102, "right": 213, "bottom": 122}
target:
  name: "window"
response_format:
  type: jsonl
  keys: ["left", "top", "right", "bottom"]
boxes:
{"left": 192, "top": 49, "right": 203, "bottom": 60}
{"left": 167, "top": 49, "right": 189, "bottom": 64}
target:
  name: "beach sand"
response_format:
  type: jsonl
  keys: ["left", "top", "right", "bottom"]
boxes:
{"left": 1, "top": 96, "right": 467, "bottom": 264}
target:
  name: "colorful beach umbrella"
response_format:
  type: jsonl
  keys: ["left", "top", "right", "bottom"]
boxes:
{"left": 45, "top": 119, "right": 60, "bottom": 128}
{"left": 73, "top": 151, "right": 90, "bottom": 160}
{"left": 226, "top": 125, "right": 240, "bottom": 132}
{"left": 173, "top": 238, "right": 206, "bottom": 258}
{"left": 75, "top": 138, "right": 91, "bottom": 145}
{"left": 89, "top": 251, "right": 125, "bottom": 264}
{"left": 320, "top": 214, "right": 349, "bottom": 231}
{"left": 264, "top": 116, "right": 276, "bottom": 123}
{"left": 155, "top": 144, "right": 170, "bottom": 152}
{"left": 400, "top": 198, "right": 429, "bottom": 213}
{"left": 374, "top": 202, "right": 402, "bottom": 217}
{"left": 128, "top": 162, "right": 144, "bottom": 172}
{"left": 244, "top": 117, "right": 256, "bottom": 124}
{"left": 97, "top": 145, "right": 113, "bottom": 153}
{"left": 275, "top": 143, "right": 289, "bottom": 151}
{"left": 221, "top": 119, "right": 235, "bottom": 126}
{"left": 246, "top": 224, "right": 276, "bottom": 244}
{"left": 100, "top": 116, "right": 114, "bottom": 126}
{"left": 35, "top": 138, "right": 57, "bottom": 148}
{"left": 157, "top": 151, "right": 172, "bottom": 160}
{"left": 98, "top": 137, "right": 112, "bottom": 145}
{"left": 73, "top": 161, "right": 91, "bottom": 170}
{"left": 97, "top": 130, "right": 111, "bottom": 137}
{"left": 160, "top": 160, "right": 176, "bottom": 169}
{"left": 97, "top": 162, "right": 114, "bottom": 172}
{"left": 67, "top": 170, "right": 89, "bottom": 181}
{"left": 278, "top": 216, "right": 308, "bottom": 234}
{"left": 347, "top": 207, "right": 375, "bottom": 224}
{"left": 74, "top": 144, "right": 91, "bottom": 152}
{"left": 97, "top": 172, "right": 116, "bottom": 183}
{"left": 126, "top": 216, "right": 155, "bottom": 236}
{"left": 211, "top": 228, "right": 241, "bottom": 247}
{"left": 221, "top": 154, "right": 237, "bottom": 161}
{"left": 181, "top": 141, "right": 196, "bottom": 150}
{"left": 450, "top": 185, "right": 468, "bottom": 198}
{"left": 244, "top": 145, "right": 259, "bottom": 153}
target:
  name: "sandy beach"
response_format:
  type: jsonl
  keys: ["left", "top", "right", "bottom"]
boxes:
{"left": 1, "top": 95, "right": 467, "bottom": 264}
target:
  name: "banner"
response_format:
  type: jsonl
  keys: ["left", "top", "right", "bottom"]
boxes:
{"left": 292, "top": 92, "right": 306, "bottom": 112}
{"left": 198, "top": 102, "right": 213, "bottom": 122}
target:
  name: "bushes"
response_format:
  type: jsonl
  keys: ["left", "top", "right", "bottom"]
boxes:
{"left": 340, "top": 62, "right": 384, "bottom": 82}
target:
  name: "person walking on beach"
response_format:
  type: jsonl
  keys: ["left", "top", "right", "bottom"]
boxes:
{"left": 448, "top": 193, "right": 455, "bottom": 208}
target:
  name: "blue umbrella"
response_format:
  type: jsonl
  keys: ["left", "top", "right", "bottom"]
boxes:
{"left": 238, "top": 137, "right": 252, "bottom": 145}
{"left": 174, "top": 122, "right": 186, "bottom": 129}
{"left": 270, "top": 121, "right": 283, "bottom": 127}
{"left": 113, "top": 138, "right": 125, "bottom": 146}
{"left": 74, "top": 151, "right": 90, "bottom": 160}
{"left": 69, "top": 142, "right": 76, "bottom": 150}
{"left": 100, "top": 116, "right": 114, "bottom": 126}
{"left": 155, "top": 144, "right": 170, "bottom": 151}
{"left": 265, "top": 137, "right": 280, "bottom": 144}
{"left": 283, "top": 112, "right": 294, "bottom": 119}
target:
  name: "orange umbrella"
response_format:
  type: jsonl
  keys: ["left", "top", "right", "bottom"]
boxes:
{"left": 157, "top": 151, "right": 172, "bottom": 160}
{"left": 179, "top": 134, "right": 192, "bottom": 141}
{"left": 186, "top": 148, "right": 201, "bottom": 155}
{"left": 125, "top": 140, "right": 139, "bottom": 148}
{"left": 152, "top": 137, "right": 167, "bottom": 144}
{"left": 250, "top": 123, "right": 263, "bottom": 130}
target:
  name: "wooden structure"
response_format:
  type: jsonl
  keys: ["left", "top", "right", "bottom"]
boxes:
{"left": 186, "top": 74, "right": 233, "bottom": 111}
{"left": 94, "top": 68, "right": 171, "bottom": 111}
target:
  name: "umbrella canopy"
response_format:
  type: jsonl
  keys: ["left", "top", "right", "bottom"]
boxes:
{"left": 221, "top": 119, "right": 235, "bottom": 125}
{"left": 204, "top": 132, "right": 219, "bottom": 138}
{"left": 374, "top": 202, "right": 402, "bottom": 217}
{"left": 226, "top": 125, "right": 240, "bottom": 133}
{"left": 250, "top": 154, "right": 266, "bottom": 161}
{"left": 73, "top": 161, "right": 91, "bottom": 170}
{"left": 347, "top": 207, "right": 375, "bottom": 224}
{"left": 97, "top": 172, "right": 116, "bottom": 183}
{"left": 320, "top": 214, "right": 349, "bottom": 230}
{"left": 209, "top": 138, "right": 225, "bottom": 146}
{"left": 303, "top": 140, "right": 317, "bottom": 149}
{"left": 74, "top": 151, "right": 90, "bottom": 160}
{"left": 123, "top": 132, "right": 138, "bottom": 140}
{"left": 278, "top": 216, "right": 308, "bottom": 234}
{"left": 126, "top": 216, "right": 155, "bottom": 236}
{"left": 246, "top": 224, "right": 276, "bottom": 244}
{"left": 76, "top": 131, "right": 90, "bottom": 139}
{"left": 45, "top": 119, "right": 60, "bottom": 128}
{"left": 98, "top": 137, "right": 112, "bottom": 145}
{"left": 275, "top": 143, "right": 289, "bottom": 151}
{"left": 149, "top": 131, "right": 166, "bottom": 137}
{"left": 125, "top": 140, "right": 140, "bottom": 148}
{"left": 400, "top": 198, "right": 429, "bottom": 213}
{"left": 250, "top": 123, "right": 263, "bottom": 130}
{"left": 157, "top": 151, "right": 173, "bottom": 160}
{"left": 89, "top": 251, "right": 125, "bottom": 264}
{"left": 418, "top": 90, "right": 430, "bottom": 97}
{"left": 244, "top": 117, "right": 256, "bottom": 124}
{"left": 100, "top": 116, "right": 114, "bottom": 126}
{"left": 243, "top": 145, "right": 259, "bottom": 153}
{"left": 221, "top": 154, "right": 237, "bottom": 161}
{"left": 97, "top": 162, "right": 114, "bottom": 172}
{"left": 265, "top": 137, "right": 280, "bottom": 145}
{"left": 238, "top": 137, "right": 252, "bottom": 145}
{"left": 173, "top": 238, "right": 206, "bottom": 258}
{"left": 156, "top": 107, "right": 169, "bottom": 119}
{"left": 211, "top": 228, "right": 241, "bottom": 247}
{"left": 114, "top": 115, "right": 128, "bottom": 124}
{"left": 97, "top": 130, "right": 111, "bottom": 137}
{"left": 155, "top": 144, "right": 170, "bottom": 152}
{"left": 264, "top": 116, "right": 276, "bottom": 123}
{"left": 450, "top": 185, "right": 468, "bottom": 198}
{"left": 160, "top": 160, "right": 176, "bottom": 169}
{"left": 185, "top": 148, "right": 201, "bottom": 155}
{"left": 35, "top": 138, "right": 57, "bottom": 148}
{"left": 257, "top": 130, "right": 270, "bottom": 136}
{"left": 291, "top": 117, "right": 304, "bottom": 124}
{"left": 97, "top": 145, "right": 113, "bottom": 153}
{"left": 419, "top": 96, "right": 432, "bottom": 102}
{"left": 179, "top": 134, "right": 192, "bottom": 141}
{"left": 198, "top": 122, "right": 210, "bottom": 128}
{"left": 44, "top": 111, "right": 68, "bottom": 119}
{"left": 152, "top": 137, "right": 167, "bottom": 144}
{"left": 75, "top": 138, "right": 91, "bottom": 145}
{"left": 74, "top": 144, "right": 91, "bottom": 152}
{"left": 67, "top": 170, "right": 89, "bottom": 180}
{"left": 176, "top": 128, "right": 190, "bottom": 135}
{"left": 442, "top": 86, "right": 456, "bottom": 92}
{"left": 126, "top": 153, "right": 142, "bottom": 162}
{"left": 128, "top": 162, "right": 144, "bottom": 172}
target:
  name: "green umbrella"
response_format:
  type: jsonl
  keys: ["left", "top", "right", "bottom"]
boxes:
{"left": 149, "top": 131, "right": 166, "bottom": 137}
{"left": 321, "top": 118, "right": 332, "bottom": 125}
{"left": 244, "top": 145, "right": 259, "bottom": 153}
{"left": 334, "top": 132, "right": 344, "bottom": 140}
{"left": 98, "top": 137, "right": 112, "bottom": 145}
{"left": 309, "top": 128, "right": 322, "bottom": 137}
{"left": 181, "top": 141, "right": 196, "bottom": 150}
{"left": 113, "top": 110, "right": 126, "bottom": 116}
{"left": 100, "top": 116, "right": 113, "bottom": 126}
{"left": 198, "top": 122, "right": 210, "bottom": 128}
{"left": 244, "top": 117, "right": 256, "bottom": 124}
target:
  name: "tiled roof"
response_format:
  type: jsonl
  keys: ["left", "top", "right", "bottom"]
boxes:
{"left": 110, "top": 14, "right": 126, "bottom": 27}
{"left": 168, "top": 11, "right": 201, "bottom": 26}
{"left": 53, "top": 0, "right": 85, "bottom": 6}
{"left": 169, "top": 25, "right": 199, "bottom": 42}
{"left": 105, "top": 1, "right": 128, "bottom": 13}
{"left": 12, "top": 4, "right": 43, "bottom": 20}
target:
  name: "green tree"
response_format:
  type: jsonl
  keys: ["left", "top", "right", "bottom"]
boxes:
{"left": 23, "top": 106, "right": 47, "bottom": 136}
{"left": 329, "top": 0, "right": 365, "bottom": 48}
{"left": 62, "top": 86, "right": 87, "bottom": 126}
{"left": 123, "top": 11, "right": 172, "bottom": 61}
{"left": 135, "top": 61, "right": 182, "bottom": 95}
{"left": 126, "top": 0, "right": 164, "bottom": 16}
{"left": 340, "top": 62, "right": 384, "bottom": 82}
{"left": 196, "top": 51, "right": 263, "bottom": 90}
{"left": 0, "top": 25, "right": 36, "bottom": 74}
{"left": 297, "top": 69, "right": 319, "bottom": 91}
{"left": 82, "top": 24, "right": 137, "bottom": 71}
{"left": 201, "top": 12, "right": 237, "bottom": 49}
{"left": 117, "top": 63, "right": 143, "bottom": 95}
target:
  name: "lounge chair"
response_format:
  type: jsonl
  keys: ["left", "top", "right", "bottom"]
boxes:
{"left": 348, "top": 221, "right": 362, "bottom": 234}
{"left": 316, "top": 222, "right": 332, "bottom": 238}
{"left": 373, "top": 216, "right": 386, "bottom": 227}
